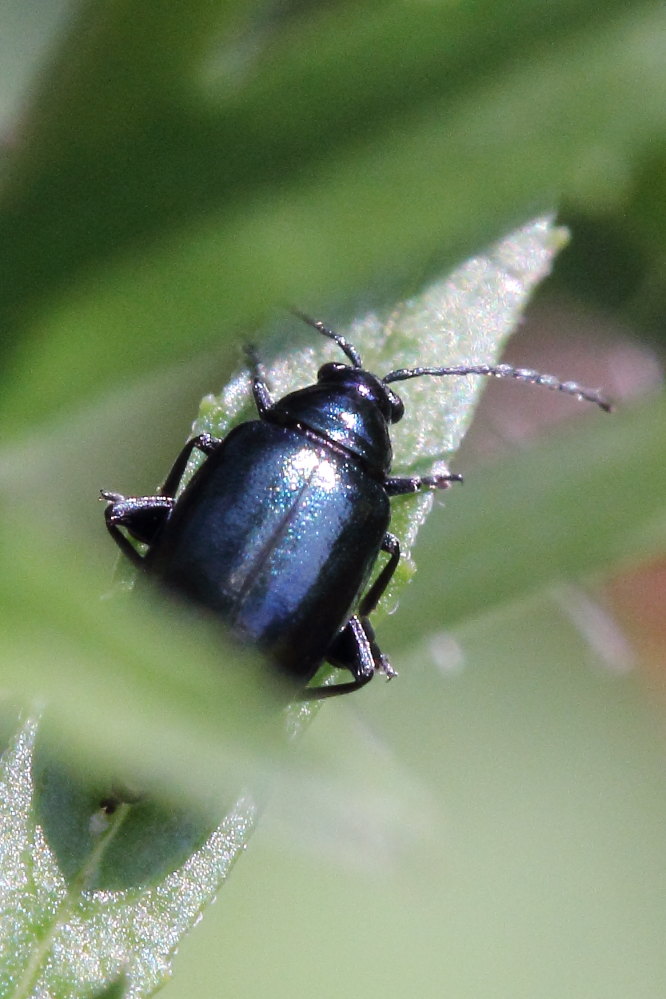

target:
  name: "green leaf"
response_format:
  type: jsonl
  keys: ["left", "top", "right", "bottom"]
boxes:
{"left": 0, "top": 718, "right": 256, "bottom": 999}
{"left": 87, "top": 979, "right": 128, "bottom": 999}
{"left": 31, "top": 740, "right": 217, "bottom": 891}
{"left": 0, "top": 218, "right": 567, "bottom": 998}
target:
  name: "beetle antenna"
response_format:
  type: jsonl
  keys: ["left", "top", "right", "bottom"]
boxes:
{"left": 292, "top": 310, "right": 363, "bottom": 369}
{"left": 384, "top": 363, "right": 612, "bottom": 412}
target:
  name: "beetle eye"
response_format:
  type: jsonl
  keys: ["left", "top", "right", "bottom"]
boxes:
{"left": 317, "top": 362, "right": 348, "bottom": 382}
{"left": 388, "top": 389, "right": 404, "bottom": 423}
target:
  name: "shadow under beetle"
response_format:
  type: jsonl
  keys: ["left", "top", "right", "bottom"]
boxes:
{"left": 102, "top": 314, "right": 610, "bottom": 698}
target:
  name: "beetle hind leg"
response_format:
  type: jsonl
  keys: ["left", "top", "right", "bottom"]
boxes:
{"left": 303, "top": 615, "right": 395, "bottom": 700}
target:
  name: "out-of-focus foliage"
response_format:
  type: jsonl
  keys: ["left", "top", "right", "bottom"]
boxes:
{"left": 0, "top": 1, "right": 664, "bottom": 998}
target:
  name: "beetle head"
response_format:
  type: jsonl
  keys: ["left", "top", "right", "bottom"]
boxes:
{"left": 316, "top": 362, "right": 405, "bottom": 424}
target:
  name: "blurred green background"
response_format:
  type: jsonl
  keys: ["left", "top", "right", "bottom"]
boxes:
{"left": 0, "top": 1, "right": 665, "bottom": 997}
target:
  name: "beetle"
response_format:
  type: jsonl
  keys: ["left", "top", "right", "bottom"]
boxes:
{"left": 102, "top": 314, "right": 610, "bottom": 698}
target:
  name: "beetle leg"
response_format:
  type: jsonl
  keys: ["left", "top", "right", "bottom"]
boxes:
{"left": 303, "top": 617, "right": 378, "bottom": 699}
{"left": 101, "top": 492, "right": 175, "bottom": 564}
{"left": 358, "top": 532, "right": 400, "bottom": 617}
{"left": 159, "top": 433, "right": 222, "bottom": 497}
{"left": 101, "top": 433, "right": 221, "bottom": 563}
{"left": 385, "top": 471, "right": 463, "bottom": 495}
{"left": 304, "top": 534, "right": 401, "bottom": 697}
{"left": 356, "top": 615, "right": 397, "bottom": 680}
{"left": 245, "top": 345, "right": 274, "bottom": 416}
{"left": 304, "top": 615, "right": 395, "bottom": 699}
{"left": 103, "top": 521, "right": 147, "bottom": 567}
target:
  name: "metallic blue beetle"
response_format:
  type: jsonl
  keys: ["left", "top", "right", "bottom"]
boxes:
{"left": 102, "top": 315, "right": 609, "bottom": 697}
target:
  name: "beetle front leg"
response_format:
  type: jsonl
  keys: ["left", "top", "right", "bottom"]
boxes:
{"left": 385, "top": 471, "right": 463, "bottom": 496}
{"left": 244, "top": 345, "right": 274, "bottom": 417}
